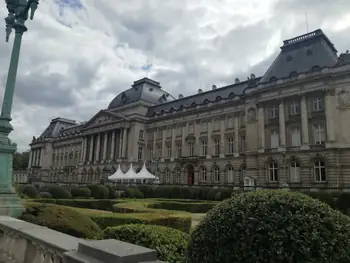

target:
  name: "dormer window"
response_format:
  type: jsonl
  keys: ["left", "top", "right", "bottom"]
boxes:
{"left": 289, "top": 71, "right": 298, "bottom": 79}
{"left": 311, "top": 65, "right": 321, "bottom": 73}
{"left": 121, "top": 92, "right": 127, "bottom": 103}
{"left": 269, "top": 76, "right": 278, "bottom": 83}
{"left": 286, "top": 56, "right": 292, "bottom": 62}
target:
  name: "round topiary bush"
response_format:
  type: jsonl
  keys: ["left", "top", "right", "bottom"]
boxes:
{"left": 47, "top": 186, "right": 72, "bottom": 199}
{"left": 186, "top": 190, "right": 350, "bottom": 263}
{"left": 39, "top": 192, "right": 53, "bottom": 198}
{"left": 71, "top": 187, "right": 91, "bottom": 198}
{"left": 88, "top": 185, "right": 109, "bottom": 199}
{"left": 103, "top": 224, "right": 189, "bottom": 262}
{"left": 21, "top": 185, "right": 39, "bottom": 198}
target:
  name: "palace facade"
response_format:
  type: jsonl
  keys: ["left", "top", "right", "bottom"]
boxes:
{"left": 28, "top": 29, "right": 350, "bottom": 188}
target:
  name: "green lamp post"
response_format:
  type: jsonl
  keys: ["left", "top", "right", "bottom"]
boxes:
{"left": 0, "top": 0, "right": 38, "bottom": 217}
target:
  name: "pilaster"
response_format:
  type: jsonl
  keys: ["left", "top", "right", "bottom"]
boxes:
{"left": 219, "top": 117, "right": 225, "bottom": 157}
{"left": 110, "top": 130, "right": 116, "bottom": 160}
{"left": 278, "top": 101, "right": 286, "bottom": 151}
{"left": 234, "top": 115, "right": 239, "bottom": 156}
{"left": 95, "top": 133, "right": 100, "bottom": 162}
{"left": 258, "top": 105, "right": 265, "bottom": 152}
{"left": 300, "top": 95, "right": 310, "bottom": 149}
{"left": 103, "top": 131, "right": 108, "bottom": 160}
{"left": 207, "top": 120, "right": 212, "bottom": 159}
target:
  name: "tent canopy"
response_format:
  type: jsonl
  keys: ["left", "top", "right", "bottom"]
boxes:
{"left": 108, "top": 164, "right": 125, "bottom": 180}
{"left": 136, "top": 162, "right": 156, "bottom": 180}
{"left": 124, "top": 163, "right": 138, "bottom": 179}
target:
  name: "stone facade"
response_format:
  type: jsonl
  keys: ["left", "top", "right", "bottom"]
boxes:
{"left": 28, "top": 29, "right": 350, "bottom": 188}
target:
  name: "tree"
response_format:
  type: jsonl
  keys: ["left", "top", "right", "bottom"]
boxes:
{"left": 12, "top": 150, "right": 30, "bottom": 170}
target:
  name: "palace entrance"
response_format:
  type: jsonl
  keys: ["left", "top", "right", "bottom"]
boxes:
{"left": 187, "top": 164, "right": 194, "bottom": 185}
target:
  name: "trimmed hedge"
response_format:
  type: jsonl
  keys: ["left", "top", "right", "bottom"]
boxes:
{"left": 150, "top": 201, "right": 217, "bottom": 213}
{"left": 21, "top": 185, "right": 39, "bottom": 198}
{"left": 47, "top": 186, "right": 72, "bottom": 199}
{"left": 70, "top": 187, "right": 91, "bottom": 198}
{"left": 103, "top": 224, "right": 189, "bottom": 262}
{"left": 20, "top": 202, "right": 102, "bottom": 239}
{"left": 187, "top": 190, "right": 350, "bottom": 263}
{"left": 32, "top": 199, "right": 117, "bottom": 211}
{"left": 87, "top": 185, "right": 109, "bottom": 199}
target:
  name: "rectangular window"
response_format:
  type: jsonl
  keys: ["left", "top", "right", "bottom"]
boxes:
{"left": 240, "top": 136, "right": 246, "bottom": 152}
{"left": 167, "top": 146, "right": 172, "bottom": 158}
{"left": 269, "top": 106, "right": 278, "bottom": 119}
{"left": 312, "top": 97, "right": 323, "bottom": 111}
{"left": 313, "top": 124, "right": 325, "bottom": 144}
{"left": 188, "top": 142, "right": 195, "bottom": 157}
{"left": 270, "top": 131, "right": 279, "bottom": 149}
{"left": 227, "top": 116, "right": 234, "bottom": 129}
{"left": 139, "top": 130, "right": 144, "bottom": 140}
{"left": 291, "top": 127, "right": 301, "bottom": 147}
{"left": 176, "top": 125, "right": 182, "bottom": 136}
{"left": 214, "top": 120, "right": 220, "bottom": 130}
{"left": 290, "top": 101, "right": 300, "bottom": 115}
{"left": 149, "top": 147, "right": 154, "bottom": 159}
{"left": 290, "top": 162, "right": 300, "bottom": 182}
{"left": 228, "top": 138, "right": 234, "bottom": 154}
{"left": 167, "top": 128, "right": 172, "bottom": 137}
{"left": 137, "top": 147, "right": 143, "bottom": 160}
{"left": 201, "top": 141, "right": 208, "bottom": 156}
{"left": 189, "top": 124, "right": 194, "bottom": 134}
{"left": 214, "top": 140, "right": 220, "bottom": 155}
{"left": 201, "top": 121, "right": 208, "bottom": 132}
{"left": 156, "top": 147, "right": 161, "bottom": 158}
{"left": 157, "top": 129, "right": 162, "bottom": 138}
{"left": 176, "top": 144, "right": 182, "bottom": 158}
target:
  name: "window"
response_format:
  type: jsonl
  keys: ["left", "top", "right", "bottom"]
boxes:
{"left": 269, "top": 106, "right": 278, "bottom": 119}
{"left": 167, "top": 146, "right": 172, "bottom": 158}
{"left": 175, "top": 168, "right": 181, "bottom": 183}
{"left": 313, "top": 124, "right": 325, "bottom": 144}
{"left": 290, "top": 101, "right": 300, "bottom": 115}
{"left": 228, "top": 138, "right": 234, "bottom": 154}
{"left": 314, "top": 160, "right": 326, "bottom": 182}
{"left": 213, "top": 167, "right": 220, "bottom": 182}
{"left": 227, "top": 116, "right": 234, "bottom": 129}
{"left": 270, "top": 131, "right": 279, "bottom": 148}
{"left": 269, "top": 161, "right": 278, "bottom": 182}
{"left": 291, "top": 127, "right": 301, "bottom": 147}
{"left": 139, "top": 130, "right": 144, "bottom": 140}
{"left": 290, "top": 161, "right": 301, "bottom": 182}
{"left": 214, "top": 140, "right": 220, "bottom": 155}
{"left": 227, "top": 166, "right": 234, "bottom": 183}
{"left": 176, "top": 144, "right": 182, "bottom": 158}
{"left": 312, "top": 97, "right": 323, "bottom": 111}
{"left": 200, "top": 167, "right": 207, "bottom": 182}
{"left": 165, "top": 169, "right": 170, "bottom": 183}
{"left": 188, "top": 142, "right": 195, "bottom": 157}
{"left": 201, "top": 121, "right": 208, "bottom": 132}
{"left": 156, "top": 146, "right": 162, "bottom": 158}
{"left": 189, "top": 124, "right": 194, "bottom": 134}
{"left": 214, "top": 120, "right": 220, "bottom": 130}
{"left": 240, "top": 136, "right": 246, "bottom": 152}
{"left": 201, "top": 141, "right": 208, "bottom": 156}
{"left": 149, "top": 147, "right": 154, "bottom": 159}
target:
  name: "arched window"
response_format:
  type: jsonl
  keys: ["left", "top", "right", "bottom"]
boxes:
{"left": 175, "top": 168, "right": 181, "bottom": 183}
{"left": 213, "top": 167, "right": 220, "bottom": 183}
{"left": 226, "top": 166, "right": 234, "bottom": 184}
{"left": 314, "top": 160, "right": 326, "bottom": 182}
{"left": 289, "top": 161, "right": 301, "bottom": 182}
{"left": 200, "top": 167, "right": 207, "bottom": 182}
{"left": 165, "top": 169, "right": 170, "bottom": 183}
{"left": 269, "top": 161, "right": 278, "bottom": 182}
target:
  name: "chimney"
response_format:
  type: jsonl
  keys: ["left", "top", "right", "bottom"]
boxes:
{"left": 212, "top": 85, "right": 217, "bottom": 90}
{"left": 178, "top": 94, "right": 184, "bottom": 99}
{"left": 235, "top": 78, "right": 240, "bottom": 84}
{"left": 198, "top": 89, "right": 203, "bottom": 94}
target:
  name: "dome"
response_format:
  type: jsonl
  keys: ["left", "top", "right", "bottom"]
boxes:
{"left": 107, "top": 78, "right": 175, "bottom": 110}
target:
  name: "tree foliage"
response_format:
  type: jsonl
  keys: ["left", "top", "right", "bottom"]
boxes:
{"left": 13, "top": 151, "right": 30, "bottom": 170}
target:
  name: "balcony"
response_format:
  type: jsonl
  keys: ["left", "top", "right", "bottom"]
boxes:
{"left": 0, "top": 216, "right": 165, "bottom": 263}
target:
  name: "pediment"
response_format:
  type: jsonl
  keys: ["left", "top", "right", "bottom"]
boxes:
{"left": 83, "top": 110, "right": 127, "bottom": 129}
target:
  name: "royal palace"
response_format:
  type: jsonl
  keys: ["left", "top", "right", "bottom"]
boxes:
{"left": 27, "top": 29, "right": 350, "bottom": 188}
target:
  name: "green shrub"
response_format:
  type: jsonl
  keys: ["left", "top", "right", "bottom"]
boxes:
{"left": 126, "top": 188, "right": 144, "bottom": 198}
{"left": 21, "top": 185, "right": 39, "bottom": 198}
{"left": 70, "top": 187, "right": 91, "bottom": 198}
{"left": 33, "top": 199, "right": 117, "bottom": 211}
{"left": 47, "top": 186, "right": 72, "bottom": 199}
{"left": 105, "top": 185, "right": 118, "bottom": 199}
{"left": 91, "top": 212, "right": 191, "bottom": 233}
{"left": 103, "top": 224, "right": 189, "bottom": 262}
{"left": 88, "top": 185, "right": 109, "bottom": 199}
{"left": 304, "top": 191, "right": 335, "bottom": 208}
{"left": 137, "top": 185, "right": 155, "bottom": 198}
{"left": 206, "top": 189, "right": 217, "bottom": 200}
{"left": 150, "top": 201, "right": 217, "bottom": 213}
{"left": 186, "top": 190, "right": 350, "bottom": 263}
{"left": 39, "top": 192, "right": 52, "bottom": 198}
{"left": 20, "top": 202, "right": 102, "bottom": 239}
{"left": 335, "top": 192, "right": 350, "bottom": 215}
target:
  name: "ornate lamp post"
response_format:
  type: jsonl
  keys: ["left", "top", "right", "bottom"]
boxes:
{"left": 0, "top": 0, "right": 38, "bottom": 217}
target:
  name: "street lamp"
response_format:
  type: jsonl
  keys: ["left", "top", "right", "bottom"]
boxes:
{"left": 0, "top": 0, "right": 39, "bottom": 217}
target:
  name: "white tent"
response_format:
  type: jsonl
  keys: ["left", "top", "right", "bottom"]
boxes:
{"left": 124, "top": 163, "right": 138, "bottom": 179}
{"left": 136, "top": 162, "right": 156, "bottom": 180}
{"left": 108, "top": 164, "right": 125, "bottom": 181}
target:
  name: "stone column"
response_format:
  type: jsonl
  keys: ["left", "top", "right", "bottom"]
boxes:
{"left": 82, "top": 137, "right": 87, "bottom": 162}
{"left": 89, "top": 135, "right": 94, "bottom": 162}
{"left": 195, "top": 121, "right": 200, "bottom": 156}
{"left": 325, "top": 90, "right": 336, "bottom": 142}
{"left": 28, "top": 150, "right": 33, "bottom": 168}
{"left": 110, "top": 130, "right": 116, "bottom": 160}
{"left": 32, "top": 149, "right": 37, "bottom": 167}
{"left": 37, "top": 148, "right": 41, "bottom": 167}
{"left": 278, "top": 101, "right": 286, "bottom": 148}
{"left": 234, "top": 115, "right": 239, "bottom": 155}
{"left": 103, "top": 131, "right": 108, "bottom": 160}
{"left": 207, "top": 120, "right": 212, "bottom": 158}
{"left": 119, "top": 130, "right": 123, "bottom": 158}
{"left": 220, "top": 117, "right": 225, "bottom": 157}
{"left": 95, "top": 133, "right": 100, "bottom": 162}
{"left": 122, "top": 128, "right": 128, "bottom": 158}
{"left": 181, "top": 124, "right": 186, "bottom": 156}
{"left": 258, "top": 106, "right": 265, "bottom": 151}
{"left": 161, "top": 128, "right": 166, "bottom": 159}
{"left": 300, "top": 95, "right": 309, "bottom": 149}
{"left": 171, "top": 127, "right": 176, "bottom": 159}
{"left": 152, "top": 130, "right": 156, "bottom": 158}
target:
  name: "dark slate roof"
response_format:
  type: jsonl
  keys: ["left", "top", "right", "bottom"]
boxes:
{"left": 39, "top": 118, "right": 77, "bottom": 139}
{"left": 59, "top": 123, "right": 83, "bottom": 136}
{"left": 260, "top": 29, "right": 338, "bottom": 83}
{"left": 147, "top": 77, "right": 260, "bottom": 117}
{"left": 335, "top": 51, "right": 350, "bottom": 66}
{"left": 107, "top": 78, "right": 176, "bottom": 110}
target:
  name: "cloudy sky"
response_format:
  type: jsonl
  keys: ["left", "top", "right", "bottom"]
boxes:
{"left": 0, "top": 0, "right": 350, "bottom": 152}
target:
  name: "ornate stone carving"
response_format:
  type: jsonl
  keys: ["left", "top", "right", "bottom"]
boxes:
{"left": 337, "top": 88, "right": 350, "bottom": 109}
{"left": 247, "top": 108, "right": 256, "bottom": 121}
